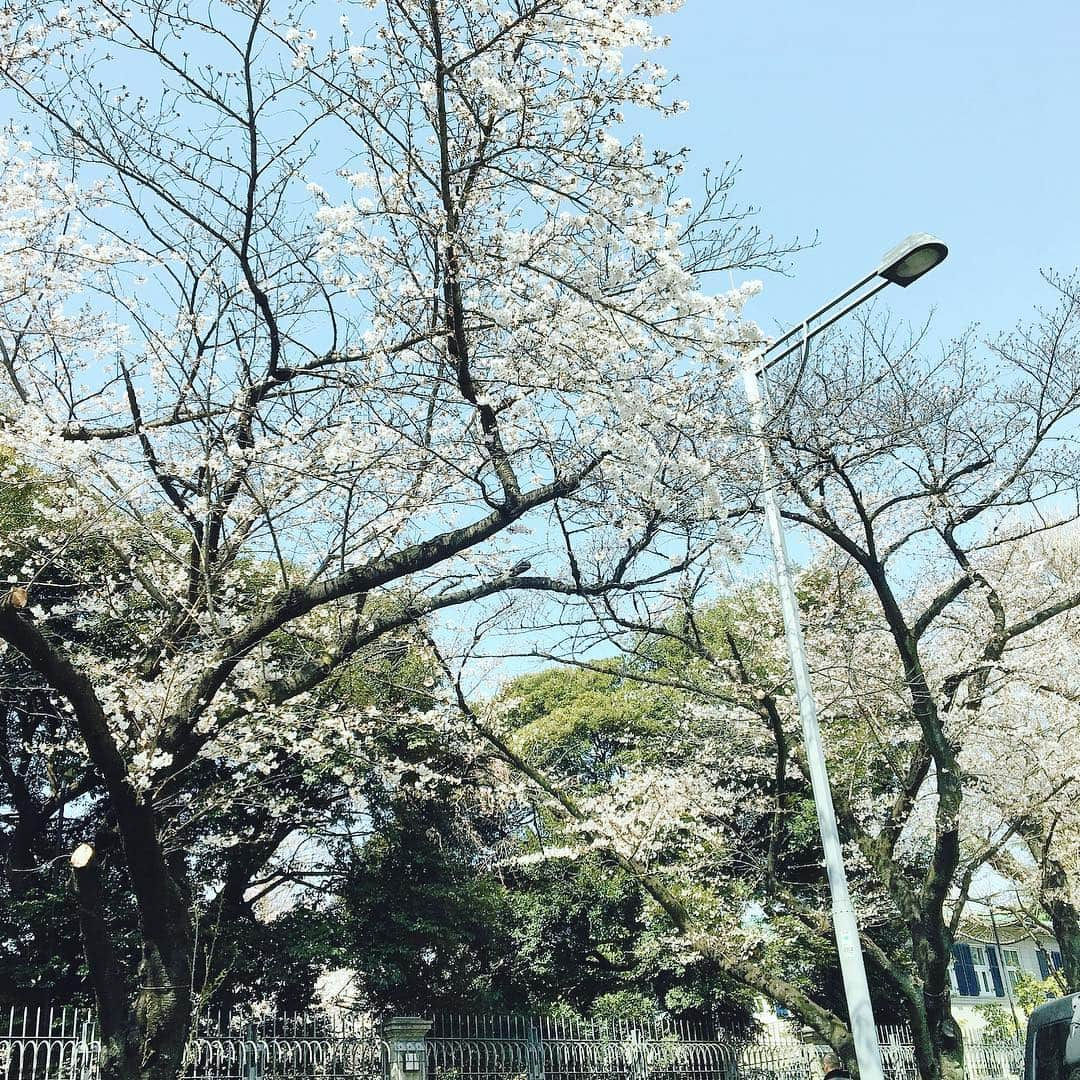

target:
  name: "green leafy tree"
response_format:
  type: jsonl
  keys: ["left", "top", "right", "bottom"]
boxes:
{"left": 334, "top": 788, "right": 520, "bottom": 1013}
{"left": 1012, "top": 973, "right": 1060, "bottom": 1016}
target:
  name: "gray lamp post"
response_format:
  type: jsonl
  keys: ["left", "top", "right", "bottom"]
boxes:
{"left": 742, "top": 234, "right": 947, "bottom": 1080}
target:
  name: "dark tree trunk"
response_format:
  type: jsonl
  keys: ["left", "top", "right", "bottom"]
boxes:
{"left": 1016, "top": 817, "right": 1080, "bottom": 993}
{"left": 71, "top": 820, "right": 194, "bottom": 1080}
{"left": 124, "top": 834, "right": 194, "bottom": 1080}
{"left": 1043, "top": 866, "right": 1080, "bottom": 992}
{"left": 907, "top": 999, "right": 948, "bottom": 1080}
{"left": 909, "top": 927, "right": 965, "bottom": 1080}
{"left": 75, "top": 849, "right": 194, "bottom": 1080}
{"left": 73, "top": 855, "right": 142, "bottom": 1080}
{"left": 133, "top": 942, "right": 193, "bottom": 1080}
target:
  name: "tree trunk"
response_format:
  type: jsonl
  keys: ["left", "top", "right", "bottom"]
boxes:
{"left": 133, "top": 943, "right": 193, "bottom": 1080}
{"left": 1045, "top": 889, "right": 1080, "bottom": 992}
{"left": 72, "top": 829, "right": 194, "bottom": 1080}
{"left": 908, "top": 1022, "right": 964, "bottom": 1080}
{"left": 73, "top": 855, "right": 142, "bottom": 1080}
{"left": 1038, "top": 847, "right": 1080, "bottom": 992}
{"left": 97, "top": 1025, "right": 143, "bottom": 1080}
{"left": 909, "top": 1009, "right": 942, "bottom": 1080}
{"left": 910, "top": 930, "right": 965, "bottom": 1080}
{"left": 128, "top": 844, "right": 195, "bottom": 1080}
{"left": 921, "top": 996, "right": 965, "bottom": 1080}
{"left": 1013, "top": 816, "right": 1080, "bottom": 992}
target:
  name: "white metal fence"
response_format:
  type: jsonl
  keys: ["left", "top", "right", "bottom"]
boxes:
{"left": 0, "top": 1008, "right": 381, "bottom": 1080}
{"left": 0, "top": 1007, "right": 1024, "bottom": 1080}
{"left": 960, "top": 1037, "right": 1024, "bottom": 1080}
{"left": 185, "top": 1013, "right": 383, "bottom": 1080}
{"left": 427, "top": 1032, "right": 734, "bottom": 1080}
{"left": 0, "top": 1006, "right": 98, "bottom": 1080}
{"left": 733, "top": 1026, "right": 1022, "bottom": 1080}
{"left": 426, "top": 1014, "right": 733, "bottom": 1080}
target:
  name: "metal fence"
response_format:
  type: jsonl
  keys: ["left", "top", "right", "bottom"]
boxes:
{"left": 185, "top": 1012, "right": 383, "bottom": 1080}
{"left": 429, "top": 1018, "right": 718, "bottom": 1044}
{"left": 0, "top": 1008, "right": 382, "bottom": 1080}
{"left": 734, "top": 1026, "right": 1022, "bottom": 1080}
{"left": 1, "top": 1007, "right": 98, "bottom": 1080}
{"left": 426, "top": 1014, "right": 733, "bottom": 1080}
{"left": 961, "top": 1038, "right": 1024, "bottom": 1080}
{"left": 0, "top": 1006, "right": 1024, "bottom": 1080}
{"left": 427, "top": 1025, "right": 734, "bottom": 1080}
{"left": 737, "top": 1032, "right": 918, "bottom": 1080}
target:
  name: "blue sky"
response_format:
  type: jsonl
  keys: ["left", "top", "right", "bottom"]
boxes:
{"left": 648, "top": 0, "right": 1080, "bottom": 342}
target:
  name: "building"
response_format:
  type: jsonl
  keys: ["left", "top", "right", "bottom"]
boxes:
{"left": 752, "top": 917, "right": 1064, "bottom": 1038}
{"left": 948, "top": 916, "right": 1063, "bottom": 1031}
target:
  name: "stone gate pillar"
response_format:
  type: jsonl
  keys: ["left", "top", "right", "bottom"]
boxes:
{"left": 383, "top": 1017, "right": 433, "bottom": 1080}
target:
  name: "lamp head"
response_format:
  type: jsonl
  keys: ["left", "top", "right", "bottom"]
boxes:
{"left": 877, "top": 233, "right": 948, "bottom": 287}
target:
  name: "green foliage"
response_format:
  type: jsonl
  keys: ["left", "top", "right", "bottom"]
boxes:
{"left": 327, "top": 772, "right": 756, "bottom": 1025}
{"left": 635, "top": 599, "right": 786, "bottom": 691}
{"left": 0, "top": 447, "right": 38, "bottom": 533}
{"left": 975, "top": 1004, "right": 1020, "bottom": 1040}
{"left": 502, "top": 665, "right": 672, "bottom": 784}
{"left": 197, "top": 905, "right": 345, "bottom": 1014}
{"left": 503, "top": 854, "right": 645, "bottom": 1011}
{"left": 590, "top": 990, "right": 656, "bottom": 1022}
{"left": 0, "top": 822, "right": 141, "bottom": 1005}
{"left": 333, "top": 795, "right": 522, "bottom": 1013}
{"left": 1013, "top": 971, "right": 1059, "bottom": 1015}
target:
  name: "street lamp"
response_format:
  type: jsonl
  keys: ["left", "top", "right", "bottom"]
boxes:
{"left": 878, "top": 234, "right": 949, "bottom": 288}
{"left": 742, "top": 234, "right": 948, "bottom": 1080}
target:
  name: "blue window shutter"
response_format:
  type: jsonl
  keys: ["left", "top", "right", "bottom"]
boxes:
{"left": 1036, "top": 949, "right": 1050, "bottom": 979}
{"left": 986, "top": 947, "right": 1005, "bottom": 997}
{"left": 953, "top": 944, "right": 978, "bottom": 996}
{"left": 950, "top": 945, "right": 964, "bottom": 994}
{"left": 1051, "top": 951, "right": 1063, "bottom": 971}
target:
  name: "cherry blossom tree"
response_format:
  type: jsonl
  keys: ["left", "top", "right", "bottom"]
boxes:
{"left": 956, "top": 529, "right": 1080, "bottom": 992}
{"left": 704, "top": 285, "right": 1080, "bottom": 1079}
{"left": 453, "top": 599, "right": 875, "bottom": 1058}
{"left": 0, "top": 2, "right": 793, "bottom": 1077}
{"left": 465, "top": 284, "right": 1080, "bottom": 1080}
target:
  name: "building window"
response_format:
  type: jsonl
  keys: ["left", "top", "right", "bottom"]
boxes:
{"left": 969, "top": 946, "right": 994, "bottom": 995}
{"left": 1002, "top": 948, "right": 1023, "bottom": 989}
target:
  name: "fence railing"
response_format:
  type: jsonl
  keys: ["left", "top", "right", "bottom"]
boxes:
{"left": 737, "top": 1032, "right": 921, "bottom": 1080}
{"left": 429, "top": 1016, "right": 717, "bottom": 1044}
{"left": 0, "top": 1006, "right": 1024, "bottom": 1080}
{"left": 0, "top": 1006, "right": 98, "bottom": 1080}
{"left": 185, "top": 1012, "right": 383, "bottom": 1080}
{"left": 961, "top": 1038, "right": 1024, "bottom": 1080}
{"left": 426, "top": 1030, "right": 735, "bottom": 1080}
{"left": 733, "top": 1027, "right": 1023, "bottom": 1080}
{"left": 0, "top": 1007, "right": 382, "bottom": 1080}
